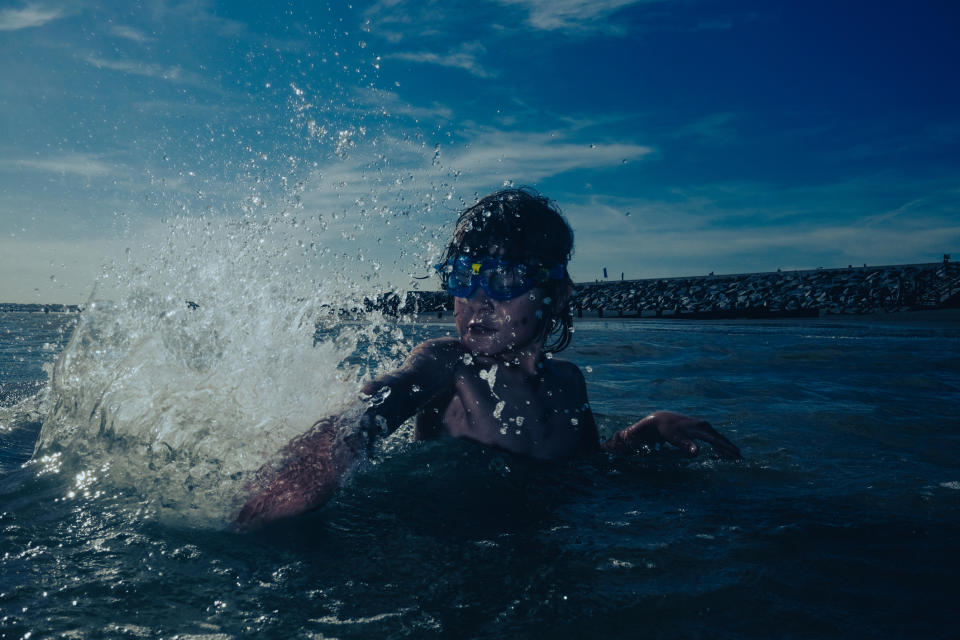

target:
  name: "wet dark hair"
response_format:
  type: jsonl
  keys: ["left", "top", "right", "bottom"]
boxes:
{"left": 438, "top": 187, "right": 575, "bottom": 352}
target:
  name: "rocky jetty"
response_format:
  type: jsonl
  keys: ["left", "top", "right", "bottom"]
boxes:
{"left": 389, "top": 262, "right": 960, "bottom": 319}
{"left": 571, "top": 262, "right": 960, "bottom": 318}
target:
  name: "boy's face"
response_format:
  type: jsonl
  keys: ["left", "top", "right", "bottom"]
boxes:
{"left": 453, "top": 245, "right": 549, "bottom": 357}
{"left": 454, "top": 286, "right": 546, "bottom": 357}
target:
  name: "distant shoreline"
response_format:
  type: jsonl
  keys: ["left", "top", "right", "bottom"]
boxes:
{"left": 3, "top": 301, "right": 957, "bottom": 327}
{"left": 0, "top": 303, "right": 82, "bottom": 314}
{"left": 405, "top": 306, "right": 960, "bottom": 325}
{"left": 4, "top": 260, "right": 958, "bottom": 323}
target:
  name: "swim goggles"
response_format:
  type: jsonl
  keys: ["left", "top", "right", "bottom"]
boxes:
{"left": 434, "top": 255, "right": 566, "bottom": 301}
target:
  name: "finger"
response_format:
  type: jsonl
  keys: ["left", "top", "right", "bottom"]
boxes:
{"left": 710, "top": 432, "right": 742, "bottom": 459}
{"left": 692, "top": 428, "right": 742, "bottom": 460}
{"left": 665, "top": 434, "right": 699, "bottom": 456}
{"left": 683, "top": 420, "right": 740, "bottom": 457}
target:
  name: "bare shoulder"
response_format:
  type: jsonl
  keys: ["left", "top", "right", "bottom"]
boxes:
{"left": 405, "top": 337, "right": 466, "bottom": 369}
{"left": 542, "top": 357, "right": 591, "bottom": 411}
{"left": 545, "top": 357, "right": 587, "bottom": 388}
{"left": 545, "top": 357, "right": 599, "bottom": 454}
{"left": 392, "top": 337, "right": 465, "bottom": 385}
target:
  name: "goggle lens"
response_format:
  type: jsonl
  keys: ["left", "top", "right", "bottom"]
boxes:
{"left": 436, "top": 256, "right": 565, "bottom": 300}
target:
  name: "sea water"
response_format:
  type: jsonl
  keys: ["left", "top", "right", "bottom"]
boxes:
{"left": 2, "top": 299, "right": 959, "bottom": 638}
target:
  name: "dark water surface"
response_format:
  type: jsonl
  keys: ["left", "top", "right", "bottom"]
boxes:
{"left": 2, "top": 311, "right": 959, "bottom": 638}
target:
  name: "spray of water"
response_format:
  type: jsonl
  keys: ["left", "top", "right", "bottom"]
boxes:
{"left": 33, "top": 209, "right": 401, "bottom": 528}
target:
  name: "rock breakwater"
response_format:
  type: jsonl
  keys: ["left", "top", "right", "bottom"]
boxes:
{"left": 573, "top": 262, "right": 960, "bottom": 318}
{"left": 389, "top": 262, "right": 960, "bottom": 319}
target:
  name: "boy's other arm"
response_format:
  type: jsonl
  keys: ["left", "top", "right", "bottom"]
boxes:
{"left": 601, "top": 411, "right": 742, "bottom": 460}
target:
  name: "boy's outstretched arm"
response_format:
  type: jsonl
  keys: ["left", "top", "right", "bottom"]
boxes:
{"left": 233, "top": 338, "right": 463, "bottom": 530}
{"left": 233, "top": 415, "right": 366, "bottom": 530}
{"left": 601, "top": 411, "right": 742, "bottom": 460}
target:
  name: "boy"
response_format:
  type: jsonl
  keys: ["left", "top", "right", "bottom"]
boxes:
{"left": 235, "top": 188, "right": 740, "bottom": 530}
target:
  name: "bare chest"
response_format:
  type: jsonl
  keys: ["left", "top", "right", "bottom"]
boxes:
{"left": 436, "top": 361, "right": 589, "bottom": 459}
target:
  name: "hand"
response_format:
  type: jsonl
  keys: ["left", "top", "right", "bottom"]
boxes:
{"left": 615, "top": 411, "right": 742, "bottom": 460}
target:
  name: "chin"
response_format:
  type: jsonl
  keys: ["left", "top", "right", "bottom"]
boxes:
{"left": 462, "top": 336, "right": 504, "bottom": 356}
{"left": 464, "top": 332, "right": 537, "bottom": 359}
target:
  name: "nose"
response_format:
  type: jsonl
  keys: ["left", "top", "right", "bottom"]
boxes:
{"left": 468, "top": 286, "right": 495, "bottom": 308}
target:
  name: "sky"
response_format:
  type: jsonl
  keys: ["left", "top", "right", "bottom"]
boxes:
{"left": 2, "top": 0, "right": 959, "bottom": 303}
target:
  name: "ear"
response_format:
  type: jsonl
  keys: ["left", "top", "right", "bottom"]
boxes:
{"left": 550, "top": 280, "right": 574, "bottom": 315}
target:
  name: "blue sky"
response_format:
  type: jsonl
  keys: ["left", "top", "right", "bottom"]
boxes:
{"left": 2, "top": 0, "right": 959, "bottom": 303}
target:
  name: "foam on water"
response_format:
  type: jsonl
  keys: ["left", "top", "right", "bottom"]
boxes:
{"left": 33, "top": 212, "right": 397, "bottom": 528}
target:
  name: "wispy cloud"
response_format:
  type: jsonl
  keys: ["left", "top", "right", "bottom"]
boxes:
{"left": 301, "top": 127, "right": 653, "bottom": 207}
{"left": 0, "top": 3, "right": 65, "bottom": 31}
{"left": 365, "top": 0, "right": 660, "bottom": 42}
{"left": 447, "top": 131, "right": 653, "bottom": 185}
{"left": 495, "top": 0, "right": 656, "bottom": 33}
{"left": 154, "top": 0, "right": 246, "bottom": 37}
{"left": 292, "top": 126, "right": 655, "bottom": 245}
{"left": 385, "top": 43, "right": 494, "bottom": 78}
{"left": 84, "top": 55, "right": 209, "bottom": 87}
{"left": 110, "top": 24, "right": 156, "bottom": 43}
{"left": 352, "top": 87, "right": 455, "bottom": 121}
{"left": 862, "top": 186, "right": 960, "bottom": 227}
{"left": 14, "top": 153, "right": 115, "bottom": 178}
{"left": 363, "top": 0, "right": 471, "bottom": 43}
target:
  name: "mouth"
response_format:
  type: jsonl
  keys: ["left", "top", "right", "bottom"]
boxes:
{"left": 466, "top": 321, "right": 497, "bottom": 335}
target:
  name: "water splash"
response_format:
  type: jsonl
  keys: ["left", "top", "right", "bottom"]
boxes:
{"left": 33, "top": 212, "right": 394, "bottom": 528}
